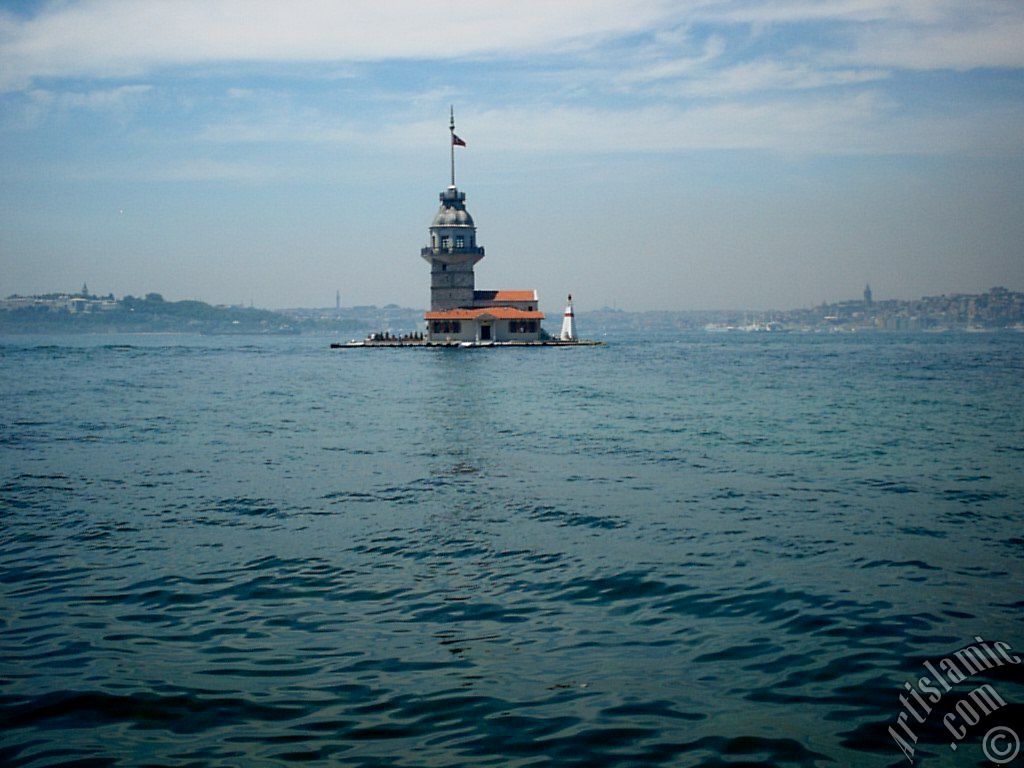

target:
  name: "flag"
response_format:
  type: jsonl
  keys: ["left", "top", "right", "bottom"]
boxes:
{"left": 452, "top": 134, "right": 466, "bottom": 147}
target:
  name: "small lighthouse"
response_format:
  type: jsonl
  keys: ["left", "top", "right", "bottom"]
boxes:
{"left": 560, "top": 294, "right": 577, "bottom": 341}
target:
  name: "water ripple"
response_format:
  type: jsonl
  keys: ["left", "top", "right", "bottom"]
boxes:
{"left": 1, "top": 333, "right": 1022, "bottom": 766}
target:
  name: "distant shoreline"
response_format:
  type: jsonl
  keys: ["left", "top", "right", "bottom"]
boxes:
{"left": 2, "top": 286, "right": 1022, "bottom": 335}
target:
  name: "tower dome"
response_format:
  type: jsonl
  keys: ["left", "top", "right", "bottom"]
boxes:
{"left": 431, "top": 188, "right": 475, "bottom": 228}
{"left": 423, "top": 184, "right": 484, "bottom": 258}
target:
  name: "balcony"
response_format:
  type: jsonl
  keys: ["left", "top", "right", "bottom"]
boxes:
{"left": 420, "top": 246, "right": 485, "bottom": 264}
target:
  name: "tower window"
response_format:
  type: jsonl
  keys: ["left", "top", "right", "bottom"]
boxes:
{"left": 456, "top": 236, "right": 464, "bottom": 248}
{"left": 441, "top": 236, "right": 451, "bottom": 250}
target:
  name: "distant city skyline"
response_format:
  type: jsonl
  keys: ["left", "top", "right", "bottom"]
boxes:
{"left": 1, "top": 1, "right": 1022, "bottom": 311}
{"left": 8, "top": 282, "right": 1021, "bottom": 317}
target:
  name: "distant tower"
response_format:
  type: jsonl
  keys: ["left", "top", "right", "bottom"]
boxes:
{"left": 560, "top": 294, "right": 577, "bottom": 341}
{"left": 335, "top": 290, "right": 341, "bottom": 311}
{"left": 81, "top": 282, "right": 89, "bottom": 297}
{"left": 420, "top": 107, "right": 484, "bottom": 311}
{"left": 864, "top": 284, "right": 873, "bottom": 305}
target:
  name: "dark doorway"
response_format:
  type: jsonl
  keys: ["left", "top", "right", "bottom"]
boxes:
{"left": 480, "top": 325, "right": 491, "bottom": 341}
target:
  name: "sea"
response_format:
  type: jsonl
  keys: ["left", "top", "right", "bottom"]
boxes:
{"left": 1, "top": 331, "right": 1022, "bottom": 767}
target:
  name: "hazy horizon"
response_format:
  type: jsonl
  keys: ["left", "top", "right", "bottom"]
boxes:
{"left": 2, "top": 1, "right": 1022, "bottom": 311}
{"left": 7, "top": 282, "right": 1020, "bottom": 316}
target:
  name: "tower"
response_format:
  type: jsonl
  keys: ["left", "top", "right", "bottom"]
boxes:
{"left": 420, "top": 108, "right": 484, "bottom": 311}
{"left": 421, "top": 109, "right": 545, "bottom": 343}
{"left": 560, "top": 294, "right": 577, "bottom": 341}
{"left": 864, "top": 284, "right": 873, "bottom": 305}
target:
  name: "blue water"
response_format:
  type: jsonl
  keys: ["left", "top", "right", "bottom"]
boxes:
{"left": 1, "top": 332, "right": 1022, "bottom": 767}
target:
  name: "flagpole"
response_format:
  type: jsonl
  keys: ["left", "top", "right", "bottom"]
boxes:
{"left": 449, "top": 105, "right": 455, "bottom": 187}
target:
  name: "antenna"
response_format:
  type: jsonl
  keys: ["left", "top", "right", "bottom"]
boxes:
{"left": 449, "top": 105, "right": 456, "bottom": 187}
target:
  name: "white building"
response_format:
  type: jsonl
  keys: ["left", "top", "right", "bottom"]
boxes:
{"left": 421, "top": 110, "right": 544, "bottom": 343}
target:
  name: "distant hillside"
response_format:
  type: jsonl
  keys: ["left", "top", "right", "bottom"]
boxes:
{"left": 5, "top": 286, "right": 1021, "bottom": 336}
{"left": 0, "top": 293, "right": 298, "bottom": 334}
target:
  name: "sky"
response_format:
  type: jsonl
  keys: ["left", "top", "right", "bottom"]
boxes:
{"left": 1, "top": 0, "right": 1022, "bottom": 311}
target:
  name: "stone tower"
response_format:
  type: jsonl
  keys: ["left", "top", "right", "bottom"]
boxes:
{"left": 419, "top": 108, "right": 484, "bottom": 312}
{"left": 421, "top": 186, "right": 484, "bottom": 311}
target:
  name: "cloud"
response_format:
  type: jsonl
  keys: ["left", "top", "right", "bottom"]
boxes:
{"left": 832, "top": 15, "right": 1024, "bottom": 70}
{"left": 613, "top": 38, "right": 890, "bottom": 97}
{"left": 662, "top": 61, "right": 890, "bottom": 96}
{"left": 198, "top": 119, "right": 363, "bottom": 145}
{"left": 153, "top": 158, "right": 283, "bottom": 182}
{"left": 609, "top": 1, "right": 1024, "bottom": 101}
{"left": 2, "top": 1, "right": 1020, "bottom": 102}
{"left": 0, "top": 0, "right": 678, "bottom": 91}
{"left": 28, "top": 84, "right": 152, "bottom": 109}
{"left": 193, "top": 93, "right": 1024, "bottom": 157}
{"left": 615, "top": 36, "right": 728, "bottom": 86}
{"left": 690, "top": 0, "right": 946, "bottom": 25}
{"left": 545, "top": 98, "right": 1017, "bottom": 156}
{"left": 3, "top": 0, "right": 1021, "bottom": 161}
{"left": 696, "top": 0, "right": 1024, "bottom": 69}
{"left": 467, "top": 96, "right": 888, "bottom": 154}
{"left": 0, "top": 156, "right": 292, "bottom": 183}
{"left": 2, "top": 83, "right": 152, "bottom": 128}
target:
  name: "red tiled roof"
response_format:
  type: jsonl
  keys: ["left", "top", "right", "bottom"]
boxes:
{"left": 425, "top": 307, "right": 545, "bottom": 320}
{"left": 473, "top": 290, "right": 536, "bottom": 302}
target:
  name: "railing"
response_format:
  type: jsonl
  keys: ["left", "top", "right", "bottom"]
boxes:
{"left": 420, "top": 246, "right": 485, "bottom": 258}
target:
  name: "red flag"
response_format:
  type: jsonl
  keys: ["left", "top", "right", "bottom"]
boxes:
{"left": 452, "top": 134, "right": 466, "bottom": 147}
